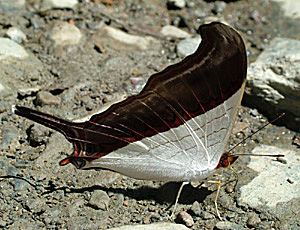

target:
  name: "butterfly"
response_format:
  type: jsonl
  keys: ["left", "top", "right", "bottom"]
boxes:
{"left": 14, "top": 22, "right": 247, "bottom": 218}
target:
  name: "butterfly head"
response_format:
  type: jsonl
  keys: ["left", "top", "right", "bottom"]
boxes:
{"left": 215, "top": 152, "right": 238, "bottom": 169}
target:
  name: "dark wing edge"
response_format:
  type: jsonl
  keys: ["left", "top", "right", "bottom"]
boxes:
{"left": 14, "top": 22, "right": 247, "bottom": 169}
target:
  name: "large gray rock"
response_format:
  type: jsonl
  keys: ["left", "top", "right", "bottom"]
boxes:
{"left": 238, "top": 145, "right": 299, "bottom": 211}
{"left": 245, "top": 37, "right": 300, "bottom": 131}
{"left": 272, "top": 0, "right": 300, "bottom": 18}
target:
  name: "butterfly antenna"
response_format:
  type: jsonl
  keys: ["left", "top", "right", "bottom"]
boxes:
{"left": 228, "top": 112, "right": 285, "bottom": 157}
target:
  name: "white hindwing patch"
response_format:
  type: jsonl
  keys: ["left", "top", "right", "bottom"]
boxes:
{"left": 84, "top": 86, "right": 244, "bottom": 182}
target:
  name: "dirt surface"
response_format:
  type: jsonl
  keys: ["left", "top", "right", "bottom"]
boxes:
{"left": 0, "top": 0, "right": 299, "bottom": 229}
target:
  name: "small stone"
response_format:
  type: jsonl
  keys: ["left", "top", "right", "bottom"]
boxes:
{"left": 232, "top": 121, "right": 249, "bottom": 135}
{"left": 28, "top": 124, "right": 49, "bottom": 146}
{"left": 0, "top": 220, "right": 7, "bottom": 227}
{"left": 176, "top": 36, "right": 201, "bottom": 57}
{"left": 167, "top": 0, "right": 186, "bottom": 9}
{"left": 0, "top": 0, "right": 25, "bottom": 13}
{"left": 10, "top": 178, "right": 31, "bottom": 191}
{"left": 212, "top": 1, "right": 226, "bottom": 14}
{"left": 6, "top": 27, "right": 27, "bottom": 43}
{"left": 215, "top": 221, "right": 244, "bottom": 230}
{"left": 108, "top": 223, "right": 189, "bottom": 230}
{"left": 98, "top": 25, "right": 157, "bottom": 50}
{"left": 1, "top": 124, "right": 21, "bottom": 149}
{"left": 88, "top": 190, "right": 110, "bottom": 210}
{"left": 0, "top": 38, "right": 28, "bottom": 60}
{"left": 160, "top": 25, "right": 191, "bottom": 39}
{"left": 202, "top": 211, "right": 214, "bottom": 220}
{"left": 42, "top": 0, "right": 78, "bottom": 9}
{"left": 143, "top": 216, "right": 151, "bottom": 224}
{"left": 49, "top": 21, "right": 82, "bottom": 46}
{"left": 225, "top": 184, "right": 234, "bottom": 193}
{"left": 36, "top": 91, "right": 61, "bottom": 106}
{"left": 247, "top": 213, "right": 261, "bottom": 227}
{"left": 176, "top": 211, "right": 194, "bottom": 227}
{"left": 190, "top": 201, "right": 202, "bottom": 216}
{"left": 0, "top": 102, "right": 6, "bottom": 113}
{"left": 25, "top": 198, "right": 46, "bottom": 214}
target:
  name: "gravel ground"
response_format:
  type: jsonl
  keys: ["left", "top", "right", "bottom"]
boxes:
{"left": 0, "top": 0, "right": 299, "bottom": 229}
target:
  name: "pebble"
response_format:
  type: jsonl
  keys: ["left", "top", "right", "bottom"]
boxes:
{"left": 0, "top": 38, "right": 28, "bottom": 60}
{"left": 176, "top": 211, "right": 194, "bottom": 227}
{"left": 0, "top": 102, "right": 7, "bottom": 113}
{"left": 25, "top": 198, "right": 46, "bottom": 214}
{"left": 176, "top": 36, "right": 201, "bottom": 57}
{"left": 167, "top": 0, "right": 186, "bottom": 9}
{"left": 190, "top": 201, "right": 202, "bottom": 216}
{"left": 0, "top": 0, "right": 25, "bottom": 13}
{"left": 35, "top": 91, "right": 61, "bottom": 106}
{"left": 215, "top": 221, "right": 245, "bottom": 230}
{"left": 7, "top": 166, "right": 20, "bottom": 176}
{"left": 1, "top": 124, "right": 21, "bottom": 149}
{"left": 160, "top": 25, "right": 191, "bottom": 39}
{"left": 0, "top": 220, "right": 7, "bottom": 227}
{"left": 88, "top": 190, "right": 110, "bottom": 210}
{"left": 247, "top": 213, "right": 261, "bottom": 227}
{"left": 109, "top": 223, "right": 189, "bottom": 230}
{"left": 28, "top": 124, "right": 49, "bottom": 146}
{"left": 212, "top": 1, "right": 226, "bottom": 14}
{"left": 98, "top": 25, "right": 157, "bottom": 50}
{"left": 202, "top": 211, "right": 214, "bottom": 220}
{"left": 6, "top": 27, "right": 27, "bottom": 43}
{"left": 232, "top": 121, "right": 249, "bottom": 135}
{"left": 42, "top": 0, "right": 78, "bottom": 9}
{"left": 49, "top": 21, "right": 82, "bottom": 46}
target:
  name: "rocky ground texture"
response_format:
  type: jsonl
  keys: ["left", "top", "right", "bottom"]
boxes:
{"left": 0, "top": 0, "right": 299, "bottom": 229}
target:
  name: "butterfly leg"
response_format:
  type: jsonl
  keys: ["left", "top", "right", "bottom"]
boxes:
{"left": 170, "top": 181, "right": 189, "bottom": 219}
{"left": 207, "top": 180, "right": 222, "bottom": 220}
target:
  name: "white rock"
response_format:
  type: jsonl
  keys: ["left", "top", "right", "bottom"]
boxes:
{"left": 246, "top": 37, "right": 300, "bottom": 128}
{"left": 99, "top": 25, "right": 157, "bottom": 50}
{"left": 271, "top": 0, "right": 300, "bottom": 18}
{"left": 49, "top": 21, "right": 82, "bottom": 46}
{"left": 167, "top": 0, "right": 186, "bottom": 9}
{"left": 238, "top": 145, "right": 299, "bottom": 209}
{"left": 161, "top": 25, "right": 191, "bottom": 39}
{"left": 6, "top": 27, "right": 27, "bottom": 43}
{"left": 176, "top": 36, "right": 201, "bottom": 57}
{"left": 109, "top": 223, "right": 189, "bottom": 230}
{"left": 0, "top": 0, "right": 25, "bottom": 12}
{"left": 43, "top": 0, "right": 78, "bottom": 9}
{"left": 0, "top": 38, "right": 28, "bottom": 60}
